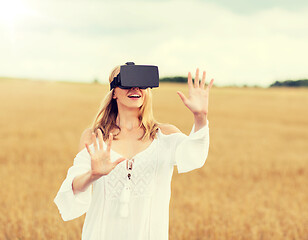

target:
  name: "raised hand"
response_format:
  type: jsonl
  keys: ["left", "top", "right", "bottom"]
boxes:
{"left": 177, "top": 68, "right": 214, "bottom": 116}
{"left": 85, "top": 129, "right": 126, "bottom": 180}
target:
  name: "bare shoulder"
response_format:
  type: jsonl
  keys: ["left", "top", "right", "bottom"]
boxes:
{"left": 157, "top": 123, "right": 182, "bottom": 135}
{"left": 79, "top": 128, "right": 94, "bottom": 151}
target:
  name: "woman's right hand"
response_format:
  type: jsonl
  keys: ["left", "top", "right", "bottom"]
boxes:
{"left": 85, "top": 129, "right": 126, "bottom": 180}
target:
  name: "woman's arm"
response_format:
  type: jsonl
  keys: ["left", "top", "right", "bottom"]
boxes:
{"left": 53, "top": 147, "right": 93, "bottom": 221}
{"left": 54, "top": 130, "right": 100, "bottom": 221}
{"left": 72, "top": 170, "right": 98, "bottom": 194}
{"left": 160, "top": 119, "right": 210, "bottom": 173}
{"left": 171, "top": 68, "right": 213, "bottom": 173}
{"left": 173, "top": 119, "right": 209, "bottom": 173}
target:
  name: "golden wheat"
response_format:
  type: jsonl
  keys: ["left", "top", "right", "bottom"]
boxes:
{"left": 0, "top": 78, "right": 307, "bottom": 240}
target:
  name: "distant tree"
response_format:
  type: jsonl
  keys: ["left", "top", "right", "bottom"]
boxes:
{"left": 93, "top": 78, "right": 99, "bottom": 84}
{"left": 160, "top": 76, "right": 213, "bottom": 84}
{"left": 270, "top": 79, "right": 308, "bottom": 87}
{"left": 159, "top": 76, "right": 188, "bottom": 83}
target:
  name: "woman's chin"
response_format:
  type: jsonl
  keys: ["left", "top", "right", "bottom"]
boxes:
{"left": 125, "top": 102, "right": 143, "bottom": 109}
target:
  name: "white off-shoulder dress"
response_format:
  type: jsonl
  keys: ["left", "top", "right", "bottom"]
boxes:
{"left": 54, "top": 120, "right": 210, "bottom": 240}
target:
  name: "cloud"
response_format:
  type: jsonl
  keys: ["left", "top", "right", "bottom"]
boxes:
{"left": 0, "top": 0, "right": 307, "bottom": 86}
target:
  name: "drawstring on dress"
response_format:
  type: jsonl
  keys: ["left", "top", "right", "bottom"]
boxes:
{"left": 119, "top": 158, "right": 134, "bottom": 218}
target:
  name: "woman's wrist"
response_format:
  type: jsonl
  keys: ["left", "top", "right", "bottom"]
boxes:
{"left": 90, "top": 170, "right": 104, "bottom": 182}
{"left": 193, "top": 112, "right": 208, "bottom": 131}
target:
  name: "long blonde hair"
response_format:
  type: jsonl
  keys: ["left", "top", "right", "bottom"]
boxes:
{"left": 91, "top": 64, "right": 161, "bottom": 141}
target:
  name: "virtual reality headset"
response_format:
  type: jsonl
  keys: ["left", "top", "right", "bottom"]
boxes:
{"left": 110, "top": 62, "right": 159, "bottom": 91}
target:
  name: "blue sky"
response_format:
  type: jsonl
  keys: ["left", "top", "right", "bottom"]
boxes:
{"left": 0, "top": 0, "right": 307, "bottom": 87}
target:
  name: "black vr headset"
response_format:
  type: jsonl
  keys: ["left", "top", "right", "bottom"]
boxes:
{"left": 110, "top": 62, "right": 159, "bottom": 91}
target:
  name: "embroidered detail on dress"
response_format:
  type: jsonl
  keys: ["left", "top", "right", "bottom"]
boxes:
{"left": 105, "top": 142, "right": 158, "bottom": 200}
{"left": 130, "top": 158, "right": 156, "bottom": 196}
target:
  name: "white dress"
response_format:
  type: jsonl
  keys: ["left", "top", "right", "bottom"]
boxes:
{"left": 54, "top": 120, "right": 210, "bottom": 240}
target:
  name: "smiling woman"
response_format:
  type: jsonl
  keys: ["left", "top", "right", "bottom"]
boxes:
{"left": 53, "top": 62, "right": 213, "bottom": 240}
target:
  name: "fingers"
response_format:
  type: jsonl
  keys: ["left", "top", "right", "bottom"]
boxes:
{"left": 177, "top": 91, "right": 188, "bottom": 105}
{"left": 192, "top": 68, "right": 213, "bottom": 91}
{"left": 194, "top": 68, "right": 199, "bottom": 88}
{"left": 187, "top": 72, "right": 193, "bottom": 89}
{"left": 210, "top": 79, "right": 214, "bottom": 88}
{"left": 92, "top": 132, "right": 98, "bottom": 152}
{"left": 85, "top": 143, "right": 93, "bottom": 156}
{"left": 97, "top": 128, "right": 104, "bottom": 151}
{"left": 106, "top": 133, "right": 113, "bottom": 154}
{"left": 200, "top": 71, "right": 206, "bottom": 89}
{"left": 206, "top": 78, "right": 215, "bottom": 91}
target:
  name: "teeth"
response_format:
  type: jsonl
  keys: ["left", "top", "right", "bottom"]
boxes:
{"left": 128, "top": 95, "right": 140, "bottom": 97}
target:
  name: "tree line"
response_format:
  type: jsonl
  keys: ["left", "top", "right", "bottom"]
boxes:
{"left": 269, "top": 79, "right": 308, "bottom": 87}
{"left": 93, "top": 76, "right": 308, "bottom": 88}
{"left": 159, "top": 77, "right": 308, "bottom": 88}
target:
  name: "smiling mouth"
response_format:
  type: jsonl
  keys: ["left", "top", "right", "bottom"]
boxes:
{"left": 128, "top": 95, "right": 141, "bottom": 98}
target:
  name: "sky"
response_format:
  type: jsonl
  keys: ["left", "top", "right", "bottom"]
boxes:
{"left": 0, "top": 0, "right": 307, "bottom": 87}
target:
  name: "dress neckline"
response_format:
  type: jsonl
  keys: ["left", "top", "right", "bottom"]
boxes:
{"left": 103, "top": 128, "right": 161, "bottom": 160}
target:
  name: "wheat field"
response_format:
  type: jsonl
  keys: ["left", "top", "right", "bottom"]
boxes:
{"left": 0, "top": 78, "right": 307, "bottom": 240}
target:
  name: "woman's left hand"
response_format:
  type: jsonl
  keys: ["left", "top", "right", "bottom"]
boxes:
{"left": 177, "top": 68, "right": 214, "bottom": 116}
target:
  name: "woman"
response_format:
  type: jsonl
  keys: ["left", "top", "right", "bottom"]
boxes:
{"left": 54, "top": 63, "right": 214, "bottom": 240}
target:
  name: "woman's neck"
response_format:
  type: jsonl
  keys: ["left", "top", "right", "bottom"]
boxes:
{"left": 116, "top": 110, "right": 141, "bottom": 131}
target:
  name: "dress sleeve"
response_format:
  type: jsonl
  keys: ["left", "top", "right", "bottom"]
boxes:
{"left": 171, "top": 119, "right": 210, "bottom": 173}
{"left": 53, "top": 146, "right": 93, "bottom": 221}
